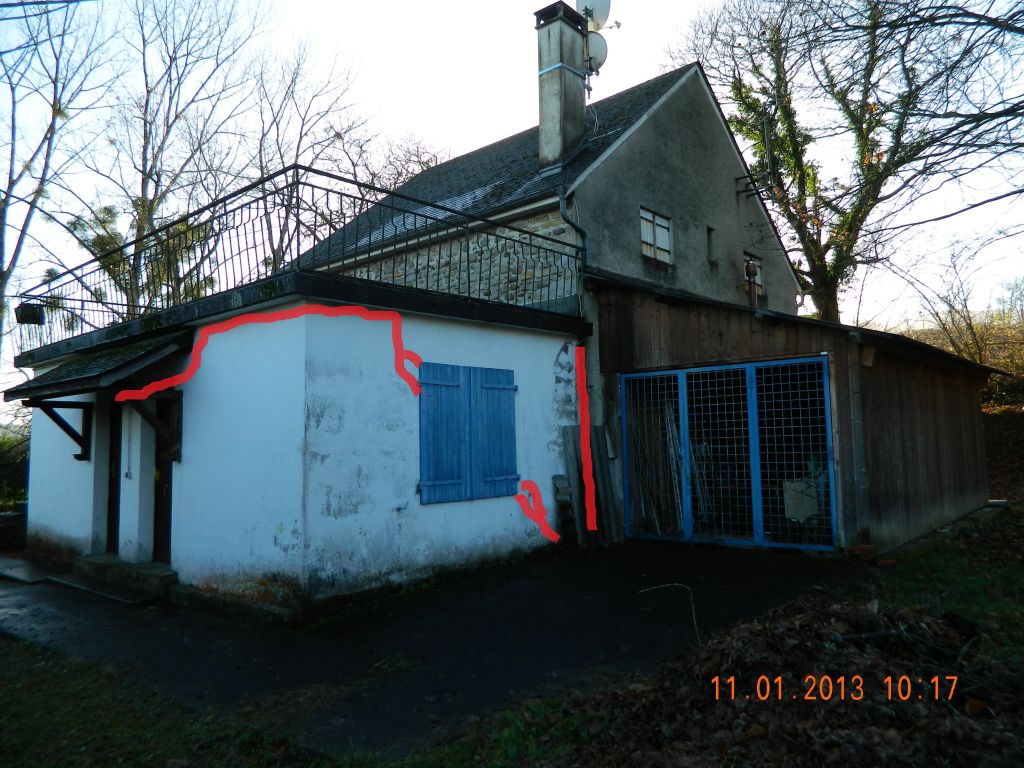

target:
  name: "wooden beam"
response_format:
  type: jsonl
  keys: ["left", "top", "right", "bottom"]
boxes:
{"left": 25, "top": 399, "right": 93, "bottom": 461}
{"left": 129, "top": 396, "right": 181, "bottom": 462}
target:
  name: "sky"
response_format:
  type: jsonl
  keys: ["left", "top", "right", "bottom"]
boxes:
{"left": 268, "top": 0, "right": 707, "bottom": 158}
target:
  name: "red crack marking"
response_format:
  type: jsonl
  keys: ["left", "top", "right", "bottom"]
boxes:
{"left": 514, "top": 480, "right": 560, "bottom": 543}
{"left": 115, "top": 304, "right": 422, "bottom": 403}
{"left": 576, "top": 345, "right": 598, "bottom": 531}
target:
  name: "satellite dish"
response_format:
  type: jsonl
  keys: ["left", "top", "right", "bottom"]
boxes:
{"left": 576, "top": 0, "right": 611, "bottom": 32}
{"left": 586, "top": 32, "right": 608, "bottom": 73}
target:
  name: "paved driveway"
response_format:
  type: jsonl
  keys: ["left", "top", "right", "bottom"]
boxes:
{"left": 0, "top": 542, "right": 859, "bottom": 758}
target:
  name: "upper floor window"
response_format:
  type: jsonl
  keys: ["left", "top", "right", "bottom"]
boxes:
{"left": 640, "top": 208, "right": 672, "bottom": 264}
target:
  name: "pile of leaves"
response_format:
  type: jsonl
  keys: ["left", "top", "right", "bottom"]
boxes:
{"left": 554, "top": 594, "right": 1024, "bottom": 767}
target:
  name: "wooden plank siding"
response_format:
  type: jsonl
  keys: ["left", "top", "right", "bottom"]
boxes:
{"left": 594, "top": 285, "right": 990, "bottom": 552}
{"left": 859, "top": 355, "right": 989, "bottom": 551}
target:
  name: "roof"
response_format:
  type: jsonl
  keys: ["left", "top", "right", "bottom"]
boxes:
{"left": 305, "top": 65, "right": 697, "bottom": 264}
{"left": 584, "top": 266, "right": 1000, "bottom": 377}
{"left": 394, "top": 65, "right": 696, "bottom": 215}
{"left": 5, "top": 334, "right": 192, "bottom": 402}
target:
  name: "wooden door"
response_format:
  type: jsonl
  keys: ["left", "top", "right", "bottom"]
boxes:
{"left": 152, "top": 398, "right": 175, "bottom": 563}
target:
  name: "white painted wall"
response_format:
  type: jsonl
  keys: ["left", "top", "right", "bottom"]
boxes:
{"left": 23, "top": 304, "right": 576, "bottom": 596}
{"left": 170, "top": 313, "right": 307, "bottom": 588}
{"left": 165, "top": 304, "right": 575, "bottom": 594}
{"left": 26, "top": 393, "right": 101, "bottom": 556}
{"left": 302, "top": 313, "right": 576, "bottom": 593}
{"left": 118, "top": 406, "right": 156, "bottom": 563}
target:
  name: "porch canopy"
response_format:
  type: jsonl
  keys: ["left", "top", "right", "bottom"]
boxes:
{"left": 4, "top": 334, "right": 191, "bottom": 403}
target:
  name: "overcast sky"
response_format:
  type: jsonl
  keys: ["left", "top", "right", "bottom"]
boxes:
{"left": 268, "top": 1, "right": 705, "bottom": 156}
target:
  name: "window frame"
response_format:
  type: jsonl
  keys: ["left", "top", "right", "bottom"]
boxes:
{"left": 640, "top": 207, "right": 673, "bottom": 264}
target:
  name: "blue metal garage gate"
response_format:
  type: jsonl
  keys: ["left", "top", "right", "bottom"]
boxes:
{"left": 620, "top": 356, "right": 838, "bottom": 551}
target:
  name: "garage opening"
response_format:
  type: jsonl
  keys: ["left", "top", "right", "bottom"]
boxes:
{"left": 621, "top": 356, "right": 837, "bottom": 550}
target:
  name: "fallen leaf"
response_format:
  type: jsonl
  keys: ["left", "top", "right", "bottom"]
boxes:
{"left": 965, "top": 698, "right": 995, "bottom": 718}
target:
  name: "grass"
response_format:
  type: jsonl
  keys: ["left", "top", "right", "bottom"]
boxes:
{"left": 0, "top": 632, "right": 596, "bottom": 768}
{"left": 391, "top": 698, "right": 604, "bottom": 768}
{"left": 370, "top": 652, "right": 418, "bottom": 674}
{"left": 0, "top": 634, "right": 339, "bottom": 768}
{"left": 861, "top": 510, "right": 1024, "bottom": 676}
{"left": 7, "top": 511, "right": 1022, "bottom": 768}
{"left": 4, "top": 408, "right": 1019, "bottom": 766}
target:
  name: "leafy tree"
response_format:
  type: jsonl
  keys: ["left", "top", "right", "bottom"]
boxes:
{"left": 678, "top": 0, "right": 1024, "bottom": 322}
{"left": 0, "top": 421, "right": 27, "bottom": 507}
{"left": 68, "top": 205, "right": 215, "bottom": 319}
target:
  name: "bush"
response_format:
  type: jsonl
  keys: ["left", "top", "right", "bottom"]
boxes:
{"left": 0, "top": 426, "right": 28, "bottom": 508}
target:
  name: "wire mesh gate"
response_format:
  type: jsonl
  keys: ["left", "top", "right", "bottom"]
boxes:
{"left": 621, "top": 356, "right": 837, "bottom": 550}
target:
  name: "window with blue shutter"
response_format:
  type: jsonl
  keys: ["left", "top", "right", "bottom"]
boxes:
{"left": 419, "top": 363, "right": 519, "bottom": 504}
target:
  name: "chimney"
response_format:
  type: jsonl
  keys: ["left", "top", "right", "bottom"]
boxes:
{"left": 535, "top": 2, "right": 587, "bottom": 170}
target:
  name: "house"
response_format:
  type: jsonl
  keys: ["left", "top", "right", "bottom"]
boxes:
{"left": 6, "top": 2, "right": 991, "bottom": 599}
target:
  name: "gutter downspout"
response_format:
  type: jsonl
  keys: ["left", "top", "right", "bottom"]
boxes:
{"left": 558, "top": 187, "right": 589, "bottom": 266}
{"left": 559, "top": 186, "right": 589, "bottom": 322}
{"left": 558, "top": 187, "right": 612, "bottom": 539}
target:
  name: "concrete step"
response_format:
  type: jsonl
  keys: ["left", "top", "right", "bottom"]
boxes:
{"left": 0, "top": 555, "right": 53, "bottom": 584}
{"left": 48, "top": 572, "right": 160, "bottom": 606}
{"left": 74, "top": 554, "right": 178, "bottom": 597}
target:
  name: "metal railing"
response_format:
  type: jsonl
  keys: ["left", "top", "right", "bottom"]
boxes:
{"left": 16, "top": 165, "right": 583, "bottom": 354}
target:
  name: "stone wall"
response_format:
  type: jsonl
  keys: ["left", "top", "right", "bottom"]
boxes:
{"left": 332, "top": 209, "right": 581, "bottom": 312}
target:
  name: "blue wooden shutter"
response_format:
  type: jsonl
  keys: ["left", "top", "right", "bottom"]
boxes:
{"left": 419, "top": 363, "right": 470, "bottom": 503}
{"left": 471, "top": 367, "right": 519, "bottom": 499}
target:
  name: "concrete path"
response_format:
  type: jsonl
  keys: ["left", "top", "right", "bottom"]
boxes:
{"left": 0, "top": 543, "right": 860, "bottom": 758}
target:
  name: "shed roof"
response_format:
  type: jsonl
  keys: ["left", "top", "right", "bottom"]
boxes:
{"left": 4, "top": 334, "right": 191, "bottom": 402}
{"left": 585, "top": 266, "right": 1001, "bottom": 377}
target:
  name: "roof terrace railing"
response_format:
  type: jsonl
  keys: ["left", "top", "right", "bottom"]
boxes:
{"left": 15, "top": 164, "right": 583, "bottom": 356}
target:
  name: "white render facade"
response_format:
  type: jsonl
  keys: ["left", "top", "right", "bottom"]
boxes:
{"left": 25, "top": 305, "right": 579, "bottom": 596}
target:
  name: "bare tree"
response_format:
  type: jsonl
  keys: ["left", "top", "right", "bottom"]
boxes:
{"left": 0, "top": 1, "right": 107, "bottom": 357}
{"left": 380, "top": 135, "right": 446, "bottom": 191}
{"left": 891, "top": 245, "right": 993, "bottom": 363}
{"left": 678, "top": 0, "right": 1024, "bottom": 322}
{"left": 898, "top": 248, "right": 1024, "bottom": 401}
{"left": 251, "top": 46, "right": 367, "bottom": 179}
{"left": 69, "top": 0, "right": 263, "bottom": 318}
{"left": 246, "top": 46, "right": 448, "bottom": 273}
{"left": 247, "top": 46, "right": 374, "bottom": 270}
{"left": 350, "top": 134, "right": 446, "bottom": 193}
{"left": 48, "top": 5, "right": 446, "bottom": 331}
